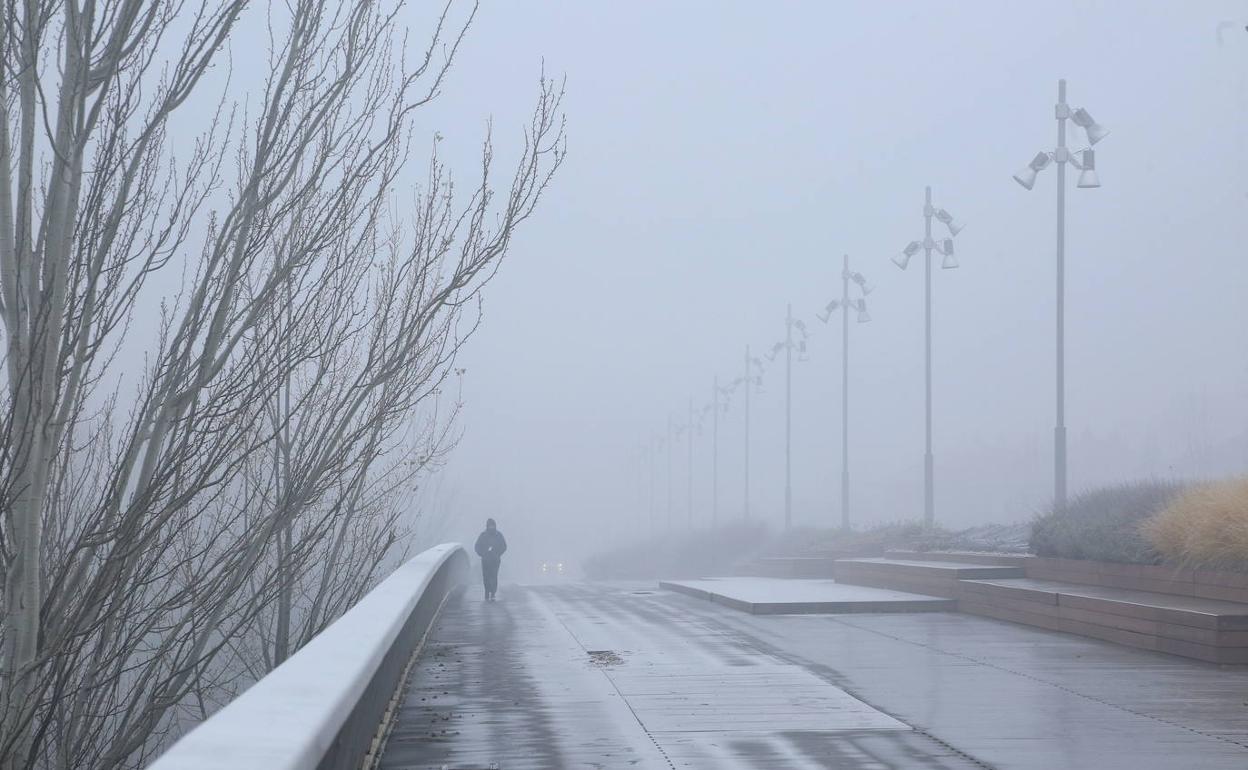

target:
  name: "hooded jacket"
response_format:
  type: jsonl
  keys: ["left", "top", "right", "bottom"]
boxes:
{"left": 474, "top": 528, "right": 507, "bottom": 562}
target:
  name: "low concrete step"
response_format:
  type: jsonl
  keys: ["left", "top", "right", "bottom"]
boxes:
{"left": 660, "top": 577, "right": 955, "bottom": 615}
{"left": 962, "top": 577, "right": 1248, "bottom": 630}
{"left": 839, "top": 558, "right": 1026, "bottom": 580}
{"left": 834, "top": 557, "right": 1025, "bottom": 599}
{"left": 959, "top": 577, "right": 1248, "bottom": 664}
{"left": 884, "top": 550, "right": 1032, "bottom": 567}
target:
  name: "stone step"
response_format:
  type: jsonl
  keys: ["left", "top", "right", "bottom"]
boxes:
{"left": 961, "top": 577, "right": 1248, "bottom": 630}
{"left": 834, "top": 557, "right": 1025, "bottom": 599}
{"left": 959, "top": 577, "right": 1248, "bottom": 664}
{"left": 883, "top": 550, "right": 1032, "bottom": 567}
{"left": 1024, "top": 557, "right": 1248, "bottom": 604}
{"left": 659, "top": 577, "right": 955, "bottom": 615}
{"left": 838, "top": 557, "right": 1026, "bottom": 580}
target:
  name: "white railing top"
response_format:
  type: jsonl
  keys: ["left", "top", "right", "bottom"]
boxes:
{"left": 148, "top": 542, "right": 465, "bottom": 770}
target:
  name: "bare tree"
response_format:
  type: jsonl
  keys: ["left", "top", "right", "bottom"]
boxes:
{"left": 0, "top": 1, "right": 565, "bottom": 767}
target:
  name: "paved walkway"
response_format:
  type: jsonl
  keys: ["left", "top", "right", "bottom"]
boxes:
{"left": 379, "top": 581, "right": 1248, "bottom": 769}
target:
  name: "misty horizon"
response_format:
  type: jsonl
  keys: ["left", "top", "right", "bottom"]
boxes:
{"left": 424, "top": 1, "right": 1248, "bottom": 566}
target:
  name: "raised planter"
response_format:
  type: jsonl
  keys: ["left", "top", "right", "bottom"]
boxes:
{"left": 957, "top": 576, "right": 1248, "bottom": 664}
{"left": 1023, "top": 557, "right": 1248, "bottom": 604}
{"left": 837, "top": 550, "right": 1248, "bottom": 664}
{"left": 834, "top": 557, "right": 1024, "bottom": 599}
{"left": 885, "top": 550, "right": 1032, "bottom": 568}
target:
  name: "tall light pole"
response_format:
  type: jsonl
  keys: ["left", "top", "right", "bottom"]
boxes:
{"left": 893, "top": 187, "right": 963, "bottom": 527}
{"left": 712, "top": 376, "right": 719, "bottom": 526}
{"left": 784, "top": 303, "right": 793, "bottom": 530}
{"left": 687, "top": 396, "right": 694, "bottom": 527}
{"left": 772, "top": 306, "right": 810, "bottom": 530}
{"left": 666, "top": 414, "right": 673, "bottom": 530}
{"left": 637, "top": 440, "right": 645, "bottom": 536}
{"left": 841, "top": 260, "right": 850, "bottom": 530}
{"left": 743, "top": 345, "right": 751, "bottom": 521}
{"left": 1012, "top": 78, "right": 1107, "bottom": 512}
{"left": 818, "top": 256, "right": 872, "bottom": 529}
{"left": 648, "top": 435, "right": 657, "bottom": 533}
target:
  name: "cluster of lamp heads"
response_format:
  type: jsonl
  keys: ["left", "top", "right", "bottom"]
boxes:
{"left": 892, "top": 102, "right": 1107, "bottom": 273}
{"left": 817, "top": 271, "right": 872, "bottom": 325}
{"left": 893, "top": 207, "right": 963, "bottom": 272}
{"left": 768, "top": 318, "right": 813, "bottom": 361}
{"left": 1013, "top": 106, "right": 1108, "bottom": 191}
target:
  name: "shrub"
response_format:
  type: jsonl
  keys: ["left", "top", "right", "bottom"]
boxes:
{"left": 908, "top": 522, "right": 1031, "bottom": 554}
{"left": 764, "top": 521, "right": 1031, "bottom": 556}
{"left": 1143, "top": 477, "right": 1248, "bottom": 570}
{"left": 1029, "top": 480, "right": 1183, "bottom": 564}
{"left": 585, "top": 519, "right": 1035, "bottom": 580}
{"left": 762, "top": 523, "right": 922, "bottom": 557}
{"left": 584, "top": 520, "right": 929, "bottom": 579}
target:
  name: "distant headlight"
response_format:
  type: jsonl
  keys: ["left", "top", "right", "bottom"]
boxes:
{"left": 541, "top": 562, "right": 548, "bottom": 573}
{"left": 557, "top": 563, "right": 564, "bottom": 573}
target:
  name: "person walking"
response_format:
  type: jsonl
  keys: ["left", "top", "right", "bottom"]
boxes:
{"left": 474, "top": 518, "right": 507, "bottom": 601}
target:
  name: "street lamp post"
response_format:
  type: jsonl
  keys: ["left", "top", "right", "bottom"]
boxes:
{"left": 893, "top": 187, "right": 963, "bottom": 527}
{"left": 1012, "top": 78, "right": 1107, "bottom": 513}
{"left": 648, "top": 435, "right": 657, "bottom": 533}
{"left": 817, "top": 255, "right": 872, "bottom": 529}
{"left": 841, "top": 259, "right": 850, "bottom": 529}
{"left": 784, "top": 303, "right": 793, "bottom": 530}
{"left": 637, "top": 440, "right": 645, "bottom": 536}
{"left": 666, "top": 414, "right": 673, "bottom": 530}
{"left": 712, "top": 376, "right": 719, "bottom": 526}
{"left": 687, "top": 396, "right": 694, "bottom": 527}
{"left": 743, "top": 345, "right": 751, "bottom": 521}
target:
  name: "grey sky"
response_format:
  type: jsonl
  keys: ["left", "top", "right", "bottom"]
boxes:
{"left": 414, "top": 1, "right": 1248, "bottom": 562}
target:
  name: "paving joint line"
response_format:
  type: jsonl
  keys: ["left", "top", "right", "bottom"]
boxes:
{"left": 535, "top": 590, "right": 678, "bottom": 769}
{"left": 655, "top": 591, "right": 998, "bottom": 769}
{"left": 829, "top": 614, "right": 1248, "bottom": 753}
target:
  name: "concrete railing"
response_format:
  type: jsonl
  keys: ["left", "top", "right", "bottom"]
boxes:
{"left": 149, "top": 543, "right": 468, "bottom": 770}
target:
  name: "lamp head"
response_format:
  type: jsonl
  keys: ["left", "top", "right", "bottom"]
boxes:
{"left": 854, "top": 299, "right": 871, "bottom": 323}
{"left": 934, "top": 208, "right": 964, "bottom": 237}
{"left": 1013, "top": 151, "right": 1052, "bottom": 190}
{"left": 893, "top": 240, "right": 921, "bottom": 270}
{"left": 1013, "top": 166, "right": 1037, "bottom": 190}
{"left": 1072, "top": 107, "right": 1109, "bottom": 145}
{"left": 1076, "top": 149, "right": 1101, "bottom": 189}
{"left": 850, "top": 271, "right": 874, "bottom": 295}
{"left": 941, "top": 239, "right": 958, "bottom": 269}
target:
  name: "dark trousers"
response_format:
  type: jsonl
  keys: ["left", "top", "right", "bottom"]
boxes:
{"left": 482, "top": 557, "right": 501, "bottom": 595}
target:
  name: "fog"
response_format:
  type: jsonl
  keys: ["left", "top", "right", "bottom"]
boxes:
{"left": 414, "top": 2, "right": 1248, "bottom": 568}
{"left": 20, "top": 4, "right": 1248, "bottom": 766}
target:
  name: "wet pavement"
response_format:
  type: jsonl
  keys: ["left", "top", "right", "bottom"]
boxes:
{"left": 378, "top": 582, "right": 1248, "bottom": 769}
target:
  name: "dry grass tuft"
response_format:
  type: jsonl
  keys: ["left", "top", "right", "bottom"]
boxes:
{"left": 1143, "top": 477, "right": 1248, "bottom": 570}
